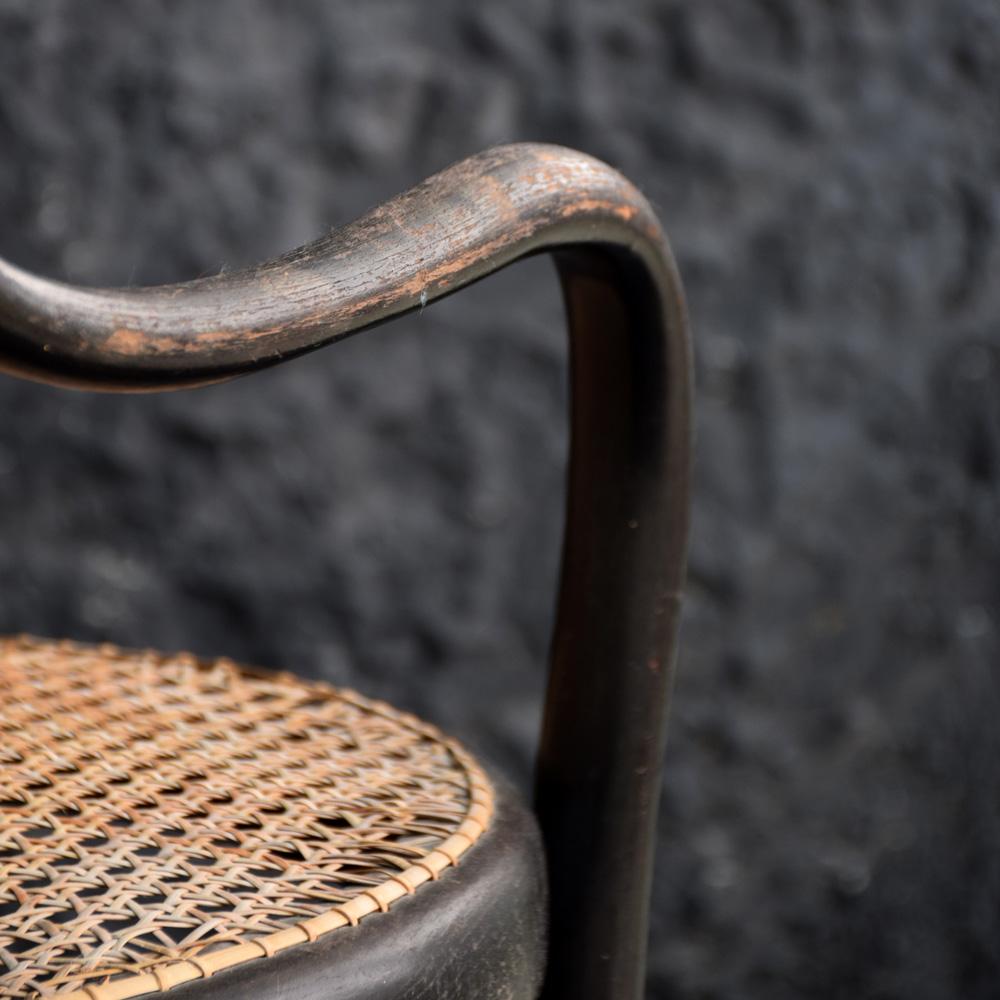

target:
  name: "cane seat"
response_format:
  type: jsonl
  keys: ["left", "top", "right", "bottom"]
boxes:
{"left": 0, "top": 637, "right": 543, "bottom": 1000}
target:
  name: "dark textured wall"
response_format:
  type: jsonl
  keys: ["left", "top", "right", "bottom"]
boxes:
{"left": 1, "top": 2, "right": 999, "bottom": 997}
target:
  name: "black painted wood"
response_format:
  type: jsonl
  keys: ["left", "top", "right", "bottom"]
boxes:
{"left": 0, "top": 144, "right": 692, "bottom": 1000}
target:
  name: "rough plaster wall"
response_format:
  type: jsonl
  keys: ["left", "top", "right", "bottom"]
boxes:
{"left": 1, "top": 1, "right": 998, "bottom": 996}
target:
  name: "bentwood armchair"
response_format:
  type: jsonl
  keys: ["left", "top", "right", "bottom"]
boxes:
{"left": 0, "top": 145, "right": 691, "bottom": 1000}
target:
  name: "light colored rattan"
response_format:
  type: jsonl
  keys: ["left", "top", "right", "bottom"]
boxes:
{"left": 0, "top": 636, "right": 493, "bottom": 1000}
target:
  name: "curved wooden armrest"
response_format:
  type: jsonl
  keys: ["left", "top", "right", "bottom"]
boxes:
{"left": 0, "top": 143, "right": 691, "bottom": 1000}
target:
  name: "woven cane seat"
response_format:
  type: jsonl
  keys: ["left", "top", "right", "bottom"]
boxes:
{"left": 0, "top": 637, "right": 504, "bottom": 1000}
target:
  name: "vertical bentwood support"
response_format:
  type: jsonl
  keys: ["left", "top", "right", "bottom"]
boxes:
{"left": 0, "top": 144, "right": 691, "bottom": 1000}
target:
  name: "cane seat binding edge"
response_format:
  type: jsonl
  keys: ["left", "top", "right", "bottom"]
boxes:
{"left": 0, "top": 636, "right": 494, "bottom": 1000}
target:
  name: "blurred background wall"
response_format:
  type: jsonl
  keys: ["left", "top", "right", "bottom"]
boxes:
{"left": 1, "top": 1, "right": 998, "bottom": 996}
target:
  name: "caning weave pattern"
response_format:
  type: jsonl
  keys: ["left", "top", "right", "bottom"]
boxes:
{"left": 0, "top": 636, "right": 493, "bottom": 1000}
